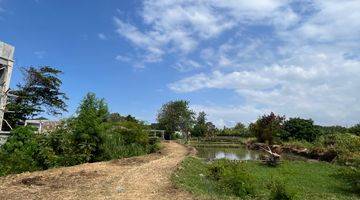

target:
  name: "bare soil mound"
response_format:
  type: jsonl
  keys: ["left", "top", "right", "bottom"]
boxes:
{"left": 0, "top": 141, "right": 194, "bottom": 200}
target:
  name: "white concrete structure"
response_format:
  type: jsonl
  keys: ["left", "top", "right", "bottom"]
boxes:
{"left": 0, "top": 41, "right": 15, "bottom": 146}
{"left": 25, "top": 119, "right": 60, "bottom": 134}
{"left": 0, "top": 41, "right": 14, "bottom": 131}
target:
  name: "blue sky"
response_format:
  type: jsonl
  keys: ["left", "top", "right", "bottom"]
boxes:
{"left": 0, "top": 0, "right": 359, "bottom": 127}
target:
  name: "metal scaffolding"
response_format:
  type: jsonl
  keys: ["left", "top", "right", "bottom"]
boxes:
{"left": 0, "top": 41, "right": 15, "bottom": 145}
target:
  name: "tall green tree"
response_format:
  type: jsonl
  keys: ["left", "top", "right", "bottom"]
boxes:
{"left": 282, "top": 118, "right": 320, "bottom": 142}
{"left": 157, "top": 100, "right": 195, "bottom": 141}
{"left": 250, "top": 112, "right": 285, "bottom": 144}
{"left": 4, "top": 66, "right": 68, "bottom": 129}
{"left": 72, "top": 92, "right": 109, "bottom": 162}
{"left": 233, "top": 122, "right": 247, "bottom": 135}
{"left": 192, "top": 111, "right": 207, "bottom": 137}
{"left": 205, "top": 122, "right": 217, "bottom": 138}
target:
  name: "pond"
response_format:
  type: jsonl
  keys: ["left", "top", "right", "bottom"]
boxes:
{"left": 196, "top": 146, "right": 265, "bottom": 161}
{"left": 195, "top": 145, "right": 307, "bottom": 161}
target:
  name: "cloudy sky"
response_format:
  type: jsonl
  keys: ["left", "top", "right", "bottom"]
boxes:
{"left": 1, "top": 0, "right": 359, "bottom": 127}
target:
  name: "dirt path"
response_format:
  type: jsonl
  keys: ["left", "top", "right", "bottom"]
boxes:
{"left": 0, "top": 141, "right": 194, "bottom": 200}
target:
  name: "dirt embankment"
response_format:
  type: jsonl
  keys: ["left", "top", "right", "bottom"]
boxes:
{"left": 0, "top": 141, "right": 194, "bottom": 200}
{"left": 246, "top": 141, "right": 337, "bottom": 162}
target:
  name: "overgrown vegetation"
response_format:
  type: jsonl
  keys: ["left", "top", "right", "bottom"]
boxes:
{"left": 268, "top": 181, "right": 294, "bottom": 200}
{"left": 0, "top": 93, "right": 160, "bottom": 176}
{"left": 4, "top": 66, "right": 68, "bottom": 130}
{"left": 282, "top": 118, "right": 319, "bottom": 142}
{"left": 173, "top": 157, "right": 359, "bottom": 200}
{"left": 207, "top": 160, "right": 256, "bottom": 198}
{"left": 250, "top": 112, "right": 285, "bottom": 144}
{"left": 157, "top": 100, "right": 195, "bottom": 141}
{"left": 334, "top": 167, "right": 360, "bottom": 194}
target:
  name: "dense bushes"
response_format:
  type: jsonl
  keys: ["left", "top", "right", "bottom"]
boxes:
{"left": 99, "top": 121, "right": 158, "bottom": 160}
{"left": 334, "top": 167, "right": 360, "bottom": 193}
{"left": 207, "top": 159, "right": 255, "bottom": 197}
{"left": 0, "top": 127, "right": 49, "bottom": 176}
{"left": 250, "top": 113, "right": 359, "bottom": 151}
{"left": 349, "top": 123, "right": 360, "bottom": 136}
{"left": 283, "top": 133, "right": 360, "bottom": 165}
{"left": 268, "top": 181, "right": 294, "bottom": 200}
{"left": 282, "top": 118, "right": 319, "bottom": 142}
{"left": 250, "top": 112, "right": 285, "bottom": 144}
{"left": 316, "top": 133, "right": 360, "bottom": 166}
{"left": 0, "top": 93, "right": 160, "bottom": 176}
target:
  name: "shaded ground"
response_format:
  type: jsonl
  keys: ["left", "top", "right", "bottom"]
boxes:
{"left": 0, "top": 141, "right": 194, "bottom": 200}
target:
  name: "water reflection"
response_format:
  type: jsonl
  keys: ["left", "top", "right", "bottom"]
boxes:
{"left": 196, "top": 147, "right": 263, "bottom": 161}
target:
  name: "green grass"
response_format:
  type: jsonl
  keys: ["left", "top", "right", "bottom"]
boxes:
{"left": 189, "top": 139, "right": 248, "bottom": 148}
{"left": 172, "top": 157, "right": 359, "bottom": 200}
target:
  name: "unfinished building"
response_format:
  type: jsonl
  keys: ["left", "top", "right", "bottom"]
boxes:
{"left": 0, "top": 41, "right": 15, "bottom": 146}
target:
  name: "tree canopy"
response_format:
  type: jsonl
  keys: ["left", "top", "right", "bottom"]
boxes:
{"left": 72, "top": 92, "right": 109, "bottom": 162}
{"left": 157, "top": 100, "right": 195, "bottom": 140}
{"left": 192, "top": 111, "right": 207, "bottom": 137}
{"left": 250, "top": 112, "right": 285, "bottom": 144}
{"left": 282, "top": 118, "right": 320, "bottom": 142}
{"left": 4, "top": 66, "right": 68, "bottom": 129}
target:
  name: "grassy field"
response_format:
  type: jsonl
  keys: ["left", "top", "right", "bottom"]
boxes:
{"left": 172, "top": 157, "right": 359, "bottom": 200}
{"left": 189, "top": 137, "right": 250, "bottom": 148}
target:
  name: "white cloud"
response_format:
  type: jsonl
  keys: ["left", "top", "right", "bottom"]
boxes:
{"left": 115, "top": 0, "right": 360, "bottom": 126}
{"left": 34, "top": 51, "right": 46, "bottom": 59}
{"left": 173, "top": 59, "right": 202, "bottom": 72}
{"left": 172, "top": 50, "right": 360, "bottom": 126}
{"left": 293, "top": 1, "right": 360, "bottom": 43}
{"left": 191, "top": 104, "right": 267, "bottom": 127}
{"left": 98, "top": 33, "right": 107, "bottom": 40}
{"left": 169, "top": 70, "right": 276, "bottom": 92}
{"left": 115, "top": 55, "right": 131, "bottom": 62}
{"left": 114, "top": 0, "right": 294, "bottom": 66}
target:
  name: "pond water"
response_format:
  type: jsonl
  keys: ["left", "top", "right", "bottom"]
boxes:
{"left": 196, "top": 146, "right": 265, "bottom": 161}
{"left": 196, "top": 145, "right": 307, "bottom": 161}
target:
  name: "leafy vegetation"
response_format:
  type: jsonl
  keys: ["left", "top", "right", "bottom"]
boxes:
{"left": 157, "top": 100, "right": 195, "bottom": 141}
{"left": 217, "top": 122, "right": 251, "bottom": 137}
{"left": 282, "top": 118, "right": 319, "bottom": 142}
{"left": 250, "top": 112, "right": 285, "bottom": 144}
{"left": 4, "top": 66, "right": 68, "bottom": 129}
{"left": 191, "top": 111, "right": 217, "bottom": 138}
{"left": 268, "top": 181, "right": 294, "bottom": 200}
{"left": 192, "top": 111, "right": 207, "bottom": 137}
{"left": 334, "top": 167, "right": 360, "bottom": 194}
{"left": 349, "top": 123, "right": 360, "bottom": 136}
{"left": 207, "top": 159, "right": 255, "bottom": 197}
{"left": 0, "top": 93, "right": 160, "bottom": 176}
{"left": 173, "top": 157, "right": 359, "bottom": 200}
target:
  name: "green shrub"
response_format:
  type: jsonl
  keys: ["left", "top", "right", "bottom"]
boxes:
{"left": 72, "top": 93, "right": 109, "bottom": 163}
{"left": 268, "top": 181, "right": 294, "bottom": 200}
{"left": 171, "top": 132, "right": 182, "bottom": 139}
{"left": 207, "top": 159, "right": 255, "bottom": 197}
{"left": 0, "top": 127, "right": 53, "bottom": 176}
{"left": 99, "top": 124, "right": 155, "bottom": 160}
{"left": 0, "top": 93, "right": 160, "bottom": 177}
{"left": 333, "top": 167, "right": 360, "bottom": 194}
{"left": 250, "top": 112, "right": 285, "bottom": 144}
{"left": 349, "top": 123, "right": 360, "bottom": 136}
{"left": 46, "top": 123, "right": 81, "bottom": 166}
{"left": 317, "top": 125, "right": 348, "bottom": 135}
{"left": 282, "top": 118, "right": 320, "bottom": 142}
{"left": 148, "top": 137, "right": 162, "bottom": 153}
{"left": 315, "top": 133, "right": 360, "bottom": 166}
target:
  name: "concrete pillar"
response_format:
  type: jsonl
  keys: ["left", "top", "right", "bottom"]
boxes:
{"left": 0, "top": 41, "right": 15, "bottom": 132}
